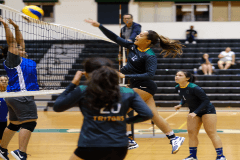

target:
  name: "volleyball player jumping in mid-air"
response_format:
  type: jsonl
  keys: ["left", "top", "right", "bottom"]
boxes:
{"left": 54, "top": 57, "right": 153, "bottom": 160}
{"left": 0, "top": 76, "right": 8, "bottom": 145}
{"left": 85, "top": 19, "right": 185, "bottom": 154}
{"left": 0, "top": 17, "right": 39, "bottom": 160}
{"left": 174, "top": 71, "right": 227, "bottom": 160}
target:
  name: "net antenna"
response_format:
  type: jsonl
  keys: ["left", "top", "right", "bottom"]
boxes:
{"left": 0, "top": 4, "right": 129, "bottom": 98}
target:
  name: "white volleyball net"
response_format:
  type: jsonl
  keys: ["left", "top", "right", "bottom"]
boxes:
{"left": 0, "top": 4, "right": 128, "bottom": 98}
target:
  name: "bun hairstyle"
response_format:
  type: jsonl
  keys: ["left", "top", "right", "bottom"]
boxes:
{"left": 147, "top": 30, "right": 184, "bottom": 58}
{"left": 83, "top": 57, "right": 120, "bottom": 110}
{"left": 178, "top": 70, "right": 196, "bottom": 83}
{"left": 0, "top": 46, "right": 8, "bottom": 59}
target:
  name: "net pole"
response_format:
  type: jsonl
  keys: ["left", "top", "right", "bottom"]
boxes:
{"left": 118, "top": 4, "right": 122, "bottom": 84}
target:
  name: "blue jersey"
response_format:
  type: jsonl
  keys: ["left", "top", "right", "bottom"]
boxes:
{"left": 3, "top": 57, "right": 39, "bottom": 92}
{"left": 0, "top": 98, "right": 8, "bottom": 122}
{"left": 53, "top": 83, "right": 153, "bottom": 147}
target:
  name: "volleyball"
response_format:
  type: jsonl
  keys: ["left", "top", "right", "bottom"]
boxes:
{"left": 22, "top": 5, "right": 44, "bottom": 20}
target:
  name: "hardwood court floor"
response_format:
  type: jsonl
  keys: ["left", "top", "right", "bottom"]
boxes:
{"left": 4, "top": 110, "right": 240, "bottom": 160}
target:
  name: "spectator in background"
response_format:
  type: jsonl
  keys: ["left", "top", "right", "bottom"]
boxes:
{"left": 185, "top": 25, "right": 197, "bottom": 44}
{"left": 218, "top": 47, "right": 235, "bottom": 70}
{"left": 200, "top": 53, "right": 213, "bottom": 75}
{"left": 121, "top": 14, "right": 141, "bottom": 42}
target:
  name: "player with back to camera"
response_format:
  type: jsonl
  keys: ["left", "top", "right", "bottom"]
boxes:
{"left": 0, "top": 17, "right": 39, "bottom": 160}
{"left": 0, "top": 76, "right": 9, "bottom": 145}
{"left": 85, "top": 19, "right": 185, "bottom": 154}
{"left": 174, "top": 70, "right": 226, "bottom": 160}
{"left": 53, "top": 57, "right": 153, "bottom": 160}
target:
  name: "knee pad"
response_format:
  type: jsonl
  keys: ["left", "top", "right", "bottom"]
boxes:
{"left": 7, "top": 123, "right": 21, "bottom": 131}
{"left": 21, "top": 121, "right": 37, "bottom": 132}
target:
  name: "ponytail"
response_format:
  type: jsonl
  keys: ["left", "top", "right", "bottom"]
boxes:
{"left": 84, "top": 58, "right": 121, "bottom": 110}
{"left": 147, "top": 30, "right": 184, "bottom": 58}
{"left": 159, "top": 35, "right": 184, "bottom": 58}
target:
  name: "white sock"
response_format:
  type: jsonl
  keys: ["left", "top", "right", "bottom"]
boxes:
{"left": 126, "top": 131, "right": 132, "bottom": 136}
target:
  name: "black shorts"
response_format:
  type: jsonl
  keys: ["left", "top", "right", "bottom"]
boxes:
{"left": 74, "top": 147, "right": 128, "bottom": 160}
{"left": 5, "top": 96, "right": 38, "bottom": 122}
{"left": 191, "top": 107, "right": 216, "bottom": 118}
{"left": 130, "top": 79, "right": 157, "bottom": 96}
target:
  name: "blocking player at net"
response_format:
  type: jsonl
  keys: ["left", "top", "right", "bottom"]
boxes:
{"left": 53, "top": 57, "right": 153, "bottom": 160}
{"left": 0, "top": 76, "right": 8, "bottom": 145}
{"left": 174, "top": 71, "right": 226, "bottom": 160}
{"left": 0, "top": 17, "right": 39, "bottom": 160}
{"left": 85, "top": 19, "right": 185, "bottom": 154}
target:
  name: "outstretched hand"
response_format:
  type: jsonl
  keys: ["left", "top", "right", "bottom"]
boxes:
{"left": 8, "top": 19, "right": 18, "bottom": 28}
{"left": 84, "top": 19, "right": 100, "bottom": 27}
{"left": 0, "top": 16, "right": 7, "bottom": 25}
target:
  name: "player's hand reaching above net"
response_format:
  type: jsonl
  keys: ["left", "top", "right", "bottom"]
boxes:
{"left": 0, "top": 16, "right": 7, "bottom": 25}
{"left": 84, "top": 19, "right": 100, "bottom": 27}
{"left": 8, "top": 19, "right": 18, "bottom": 28}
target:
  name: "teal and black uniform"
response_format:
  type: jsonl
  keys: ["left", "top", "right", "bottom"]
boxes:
{"left": 99, "top": 25, "right": 158, "bottom": 95}
{"left": 53, "top": 83, "right": 153, "bottom": 159}
{"left": 175, "top": 83, "right": 216, "bottom": 117}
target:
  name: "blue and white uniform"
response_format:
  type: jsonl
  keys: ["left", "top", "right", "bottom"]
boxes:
{"left": 3, "top": 52, "right": 38, "bottom": 122}
{"left": 3, "top": 57, "right": 39, "bottom": 92}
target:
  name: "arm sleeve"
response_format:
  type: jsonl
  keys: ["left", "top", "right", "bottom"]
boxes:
{"left": 129, "top": 24, "right": 141, "bottom": 42}
{"left": 193, "top": 86, "right": 210, "bottom": 114}
{"left": 99, "top": 24, "right": 134, "bottom": 49}
{"left": 126, "top": 92, "right": 153, "bottom": 124}
{"left": 5, "top": 51, "right": 21, "bottom": 68}
{"left": 125, "top": 56, "right": 157, "bottom": 80}
{"left": 180, "top": 99, "right": 186, "bottom": 106}
{"left": 53, "top": 83, "right": 83, "bottom": 112}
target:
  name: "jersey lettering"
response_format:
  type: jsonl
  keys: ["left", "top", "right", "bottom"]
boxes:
{"left": 100, "top": 103, "right": 121, "bottom": 114}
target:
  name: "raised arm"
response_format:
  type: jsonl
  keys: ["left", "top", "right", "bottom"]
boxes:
{"left": 85, "top": 19, "right": 133, "bottom": 49}
{"left": 8, "top": 19, "right": 25, "bottom": 51}
{"left": 54, "top": 71, "right": 85, "bottom": 112}
{"left": 0, "top": 17, "right": 18, "bottom": 55}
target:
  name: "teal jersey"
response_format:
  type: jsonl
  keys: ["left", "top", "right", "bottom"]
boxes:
{"left": 175, "top": 83, "right": 215, "bottom": 114}
{"left": 54, "top": 83, "right": 153, "bottom": 147}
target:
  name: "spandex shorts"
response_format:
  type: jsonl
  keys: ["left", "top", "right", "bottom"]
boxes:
{"left": 130, "top": 79, "right": 157, "bottom": 96}
{"left": 74, "top": 147, "right": 128, "bottom": 160}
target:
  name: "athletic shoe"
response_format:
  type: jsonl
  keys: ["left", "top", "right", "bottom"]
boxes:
{"left": 11, "top": 149, "right": 27, "bottom": 160}
{"left": 216, "top": 156, "right": 227, "bottom": 160}
{"left": 192, "top": 41, "right": 197, "bottom": 44}
{"left": 0, "top": 146, "right": 9, "bottom": 160}
{"left": 170, "top": 136, "right": 185, "bottom": 154}
{"left": 185, "top": 41, "right": 189, "bottom": 44}
{"left": 183, "top": 156, "right": 198, "bottom": 160}
{"left": 128, "top": 135, "right": 139, "bottom": 150}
